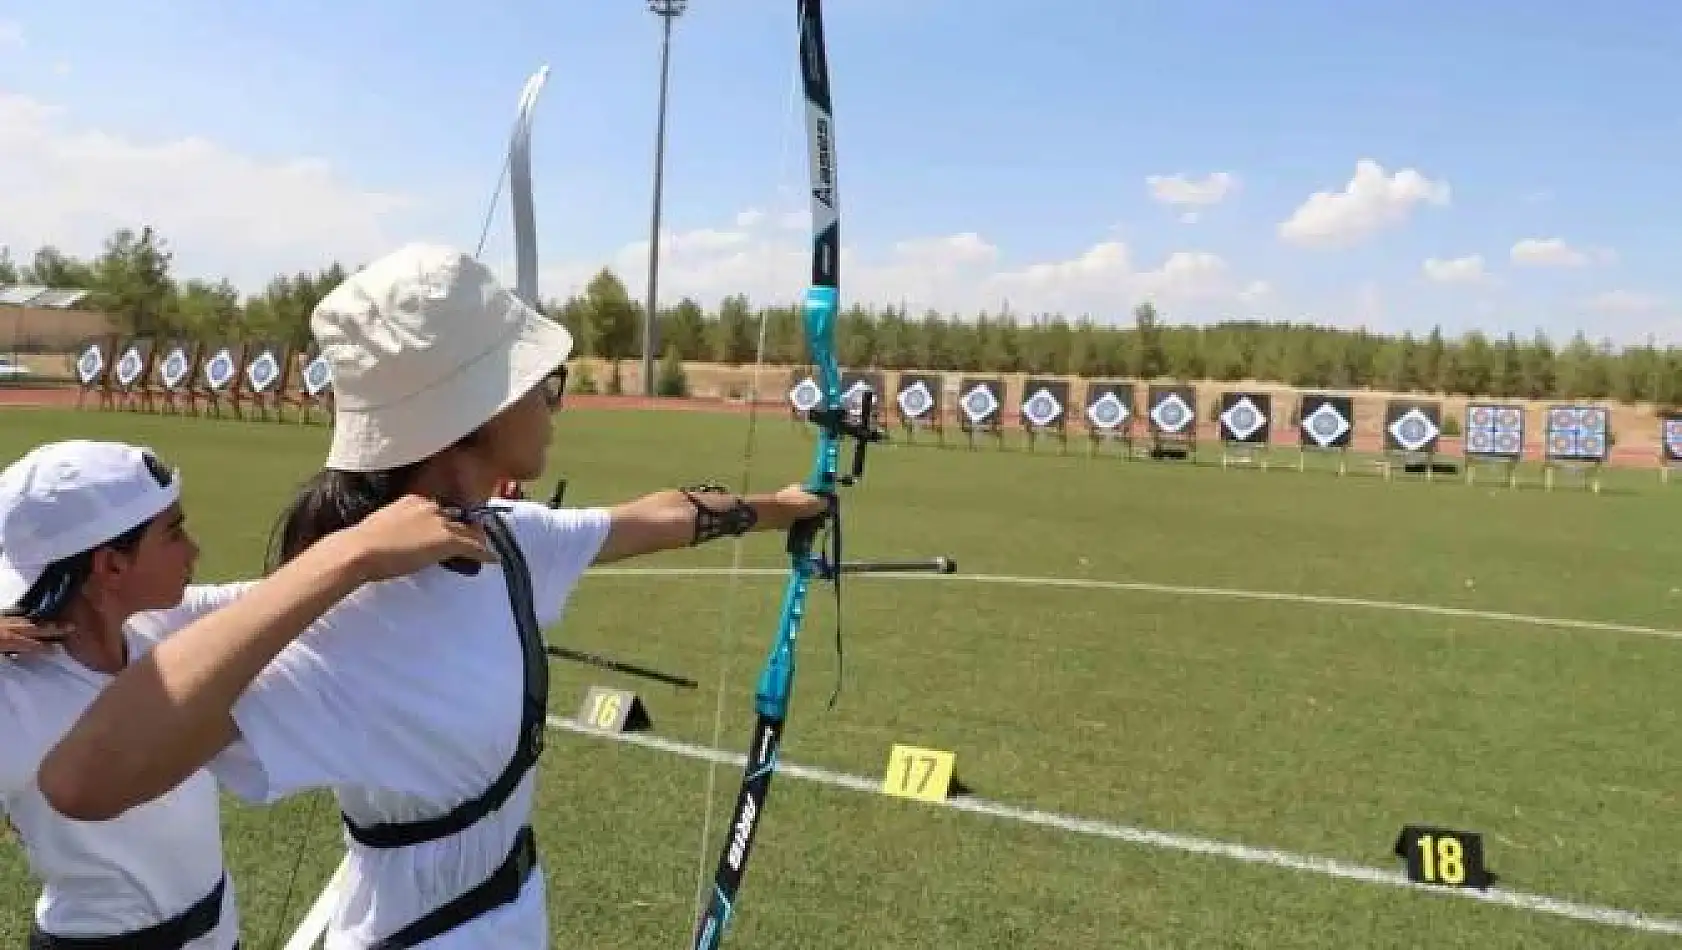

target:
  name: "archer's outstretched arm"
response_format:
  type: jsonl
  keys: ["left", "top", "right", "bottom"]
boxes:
{"left": 37, "top": 497, "right": 495, "bottom": 821}
{"left": 593, "top": 484, "right": 827, "bottom": 565}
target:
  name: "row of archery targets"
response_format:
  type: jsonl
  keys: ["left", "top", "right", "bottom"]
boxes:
{"left": 788, "top": 370, "right": 1682, "bottom": 490}
{"left": 65, "top": 336, "right": 333, "bottom": 421}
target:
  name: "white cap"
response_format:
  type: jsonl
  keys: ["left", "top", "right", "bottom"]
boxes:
{"left": 0, "top": 440, "right": 182, "bottom": 610}
{"left": 310, "top": 242, "right": 575, "bottom": 472}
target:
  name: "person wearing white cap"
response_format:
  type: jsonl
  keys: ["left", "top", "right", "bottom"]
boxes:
{"left": 0, "top": 439, "right": 490, "bottom": 950}
{"left": 0, "top": 439, "right": 252, "bottom": 950}
{"left": 38, "top": 243, "right": 829, "bottom": 948}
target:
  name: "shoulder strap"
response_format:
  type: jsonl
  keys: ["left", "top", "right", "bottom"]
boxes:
{"left": 343, "top": 510, "right": 549, "bottom": 848}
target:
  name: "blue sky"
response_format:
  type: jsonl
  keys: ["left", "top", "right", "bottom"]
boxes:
{"left": 3, "top": 0, "right": 1681, "bottom": 345}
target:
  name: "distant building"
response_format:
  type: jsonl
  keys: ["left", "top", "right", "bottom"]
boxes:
{"left": 0, "top": 285, "right": 121, "bottom": 353}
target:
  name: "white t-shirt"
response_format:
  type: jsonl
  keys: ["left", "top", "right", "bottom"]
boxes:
{"left": 0, "top": 582, "right": 254, "bottom": 949}
{"left": 208, "top": 502, "right": 613, "bottom": 950}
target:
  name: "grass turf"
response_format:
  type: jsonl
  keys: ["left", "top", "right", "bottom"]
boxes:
{"left": 0, "top": 406, "right": 1679, "bottom": 948}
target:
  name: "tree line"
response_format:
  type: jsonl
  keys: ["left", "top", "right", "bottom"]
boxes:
{"left": 5, "top": 227, "right": 1680, "bottom": 406}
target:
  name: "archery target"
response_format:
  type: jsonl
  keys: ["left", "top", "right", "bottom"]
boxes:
{"left": 957, "top": 378, "right": 1002, "bottom": 428}
{"left": 1298, "top": 394, "right": 1353, "bottom": 448}
{"left": 1544, "top": 405, "right": 1610, "bottom": 462}
{"left": 115, "top": 345, "right": 145, "bottom": 389}
{"left": 1147, "top": 385, "right": 1195, "bottom": 435}
{"left": 895, "top": 374, "right": 940, "bottom": 422}
{"left": 1383, "top": 401, "right": 1441, "bottom": 454}
{"left": 303, "top": 354, "right": 332, "bottom": 396}
{"left": 204, "top": 348, "right": 236, "bottom": 391}
{"left": 840, "top": 370, "right": 884, "bottom": 421}
{"left": 1664, "top": 416, "right": 1682, "bottom": 462}
{"left": 76, "top": 344, "right": 104, "bottom": 386}
{"left": 1218, "top": 392, "right": 1270, "bottom": 443}
{"left": 1464, "top": 402, "right": 1525, "bottom": 459}
{"left": 1083, "top": 382, "right": 1132, "bottom": 431}
{"left": 1020, "top": 378, "right": 1069, "bottom": 429}
{"left": 246, "top": 350, "right": 281, "bottom": 394}
{"left": 787, "top": 376, "right": 821, "bottom": 412}
{"left": 160, "top": 346, "right": 191, "bottom": 390}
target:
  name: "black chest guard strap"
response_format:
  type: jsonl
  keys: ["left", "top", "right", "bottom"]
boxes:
{"left": 342, "top": 510, "right": 549, "bottom": 848}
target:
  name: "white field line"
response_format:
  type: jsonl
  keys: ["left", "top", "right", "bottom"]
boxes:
{"left": 548, "top": 714, "right": 1682, "bottom": 937}
{"left": 585, "top": 567, "right": 1682, "bottom": 642}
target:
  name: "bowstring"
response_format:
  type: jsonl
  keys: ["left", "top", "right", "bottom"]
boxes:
{"left": 685, "top": 37, "right": 806, "bottom": 941}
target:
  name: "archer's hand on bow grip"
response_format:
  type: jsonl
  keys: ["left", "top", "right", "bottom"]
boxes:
{"left": 781, "top": 486, "right": 836, "bottom": 556}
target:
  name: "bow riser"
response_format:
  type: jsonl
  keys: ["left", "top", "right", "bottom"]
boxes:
{"left": 755, "top": 572, "right": 811, "bottom": 719}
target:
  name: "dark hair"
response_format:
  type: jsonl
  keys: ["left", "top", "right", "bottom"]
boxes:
{"left": 266, "top": 364, "right": 571, "bottom": 571}
{"left": 264, "top": 462, "right": 425, "bottom": 572}
{"left": 5, "top": 452, "right": 174, "bottom": 622}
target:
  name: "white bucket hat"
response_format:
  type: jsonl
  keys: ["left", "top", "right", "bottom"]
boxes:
{"left": 0, "top": 440, "right": 181, "bottom": 611}
{"left": 311, "top": 242, "right": 575, "bottom": 471}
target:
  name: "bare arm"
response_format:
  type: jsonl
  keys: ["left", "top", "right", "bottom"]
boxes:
{"left": 38, "top": 497, "right": 493, "bottom": 821}
{"left": 593, "top": 485, "right": 827, "bottom": 565}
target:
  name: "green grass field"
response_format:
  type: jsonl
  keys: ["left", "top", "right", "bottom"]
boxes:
{"left": 3, "top": 405, "right": 1681, "bottom": 949}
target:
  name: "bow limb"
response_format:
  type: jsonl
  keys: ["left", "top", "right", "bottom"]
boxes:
{"left": 473, "top": 63, "right": 550, "bottom": 309}
{"left": 508, "top": 65, "right": 549, "bottom": 309}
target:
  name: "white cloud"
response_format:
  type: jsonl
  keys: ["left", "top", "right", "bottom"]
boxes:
{"left": 1277, "top": 159, "right": 1450, "bottom": 247}
{"left": 1509, "top": 237, "right": 1600, "bottom": 268}
{"left": 539, "top": 211, "right": 1261, "bottom": 322}
{"left": 1146, "top": 172, "right": 1239, "bottom": 222}
{"left": 1422, "top": 254, "right": 1487, "bottom": 283}
{"left": 1586, "top": 289, "right": 1667, "bottom": 314}
{"left": 0, "top": 91, "right": 414, "bottom": 293}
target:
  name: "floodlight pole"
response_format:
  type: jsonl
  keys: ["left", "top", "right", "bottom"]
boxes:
{"left": 641, "top": 0, "right": 687, "bottom": 396}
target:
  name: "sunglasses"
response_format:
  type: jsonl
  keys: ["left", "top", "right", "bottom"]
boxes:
{"left": 542, "top": 365, "right": 568, "bottom": 410}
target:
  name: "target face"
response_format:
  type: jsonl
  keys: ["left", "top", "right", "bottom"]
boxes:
{"left": 303, "top": 355, "right": 332, "bottom": 395}
{"left": 205, "top": 350, "right": 235, "bottom": 390}
{"left": 1150, "top": 392, "right": 1192, "bottom": 433}
{"left": 1387, "top": 407, "right": 1440, "bottom": 453}
{"left": 161, "top": 349, "right": 190, "bottom": 389}
{"left": 1544, "top": 405, "right": 1610, "bottom": 461}
{"left": 1664, "top": 419, "right": 1682, "bottom": 460}
{"left": 1086, "top": 392, "right": 1128, "bottom": 429}
{"left": 77, "top": 346, "right": 103, "bottom": 385}
{"left": 960, "top": 384, "right": 999, "bottom": 424}
{"left": 787, "top": 377, "right": 821, "bottom": 412}
{"left": 1022, "top": 387, "right": 1062, "bottom": 427}
{"left": 246, "top": 352, "right": 280, "bottom": 393}
{"left": 842, "top": 379, "right": 871, "bottom": 411}
{"left": 116, "top": 348, "right": 144, "bottom": 388}
{"left": 896, "top": 380, "right": 932, "bottom": 418}
{"left": 1220, "top": 395, "right": 1267, "bottom": 441}
{"left": 1301, "top": 400, "right": 1351, "bottom": 447}
{"left": 1464, "top": 402, "right": 1524, "bottom": 459}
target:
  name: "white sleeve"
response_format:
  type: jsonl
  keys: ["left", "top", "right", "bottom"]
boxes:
{"left": 0, "top": 678, "right": 28, "bottom": 796}
{"left": 205, "top": 504, "right": 610, "bottom": 806}
{"left": 205, "top": 594, "right": 422, "bottom": 806}
{"left": 497, "top": 502, "right": 613, "bottom": 626}
{"left": 126, "top": 582, "right": 259, "bottom": 649}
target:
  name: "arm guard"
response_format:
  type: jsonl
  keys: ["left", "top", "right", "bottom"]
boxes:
{"left": 679, "top": 483, "right": 759, "bottom": 546}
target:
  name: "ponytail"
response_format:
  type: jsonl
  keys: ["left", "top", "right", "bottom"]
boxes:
{"left": 264, "top": 464, "right": 423, "bottom": 572}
